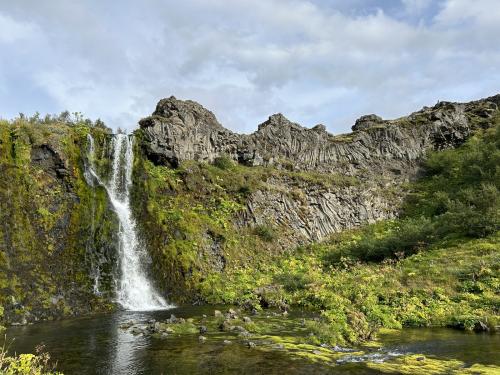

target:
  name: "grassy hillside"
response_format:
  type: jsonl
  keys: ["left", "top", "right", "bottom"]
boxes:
{"left": 134, "top": 121, "right": 499, "bottom": 344}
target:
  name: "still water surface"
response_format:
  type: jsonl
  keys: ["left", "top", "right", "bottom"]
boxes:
{"left": 5, "top": 305, "right": 499, "bottom": 375}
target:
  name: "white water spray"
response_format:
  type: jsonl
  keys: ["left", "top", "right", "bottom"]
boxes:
{"left": 86, "top": 133, "right": 170, "bottom": 311}
{"left": 84, "top": 134, "right": 101, "bottom": 295}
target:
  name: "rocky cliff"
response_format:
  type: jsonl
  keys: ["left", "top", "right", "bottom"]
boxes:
{"left": 132, "top": 94, "right": 500, "bottom": 301}
{"left": 140, "top": 95, "right": 499, "bottom": 173}
{"left": 137, "top": 94, "right": 499, "bottom": 243}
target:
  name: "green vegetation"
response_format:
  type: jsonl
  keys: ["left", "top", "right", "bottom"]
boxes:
{"left": 367, "top": 354, "right": 499, "bottom": 374}
{"left": 253, "top": 225, "right": 277, "bottom": 242}
{"left": 144, "top": 122, "right": 499, "bottom": 345}
{"left": 327, "top": 123, "right": 499, "bottom": 262}
{"left": 0, "top": 343, "right": 62, "bottom": 375}
{"left": 0, "top": 115, "right": 116, "bottom": 325}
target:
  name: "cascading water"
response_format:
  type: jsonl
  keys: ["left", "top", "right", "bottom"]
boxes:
{"left": 86, "top": 133, "right": 169, "bottom": 311}
{"left": 83, "top": 134, "right": 101, "bottom": 295}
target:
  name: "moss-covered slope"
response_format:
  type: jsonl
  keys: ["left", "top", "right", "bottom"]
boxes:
{"left": 0, "top": 118, "right": 118, "bottom": 324}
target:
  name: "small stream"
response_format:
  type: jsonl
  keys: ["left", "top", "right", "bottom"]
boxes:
{"left": 4, "top": 306, "right": 499, "bottom": 375}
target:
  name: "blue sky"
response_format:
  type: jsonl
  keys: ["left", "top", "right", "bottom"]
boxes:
{"left": 0, "top": 0, "right": 499, "bottom": 133}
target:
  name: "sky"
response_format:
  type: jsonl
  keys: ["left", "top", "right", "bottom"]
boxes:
{"left": 0, "top": 0, "right": 499, "bottom": 134}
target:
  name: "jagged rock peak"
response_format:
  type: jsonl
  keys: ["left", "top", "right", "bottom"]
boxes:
{"left": 149, "top": 95, "right": 225, "bottom": 131}
{"left": 257, "top": 113, "right": 304, "bottom": 132}
{"left": 352, "top": 114, "right": 384, "bottom": 131}
{"left": 138, "top": 93, "right": 499, "bottom": 172}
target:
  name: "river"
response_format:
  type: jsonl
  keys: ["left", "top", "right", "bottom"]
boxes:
{"left": 4, "top": 305, "right": 499, "bottom": 374}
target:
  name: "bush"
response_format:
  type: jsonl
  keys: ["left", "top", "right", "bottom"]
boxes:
{"left": 325, "top": 217, "right": 434, "bottom": 263}
{"left": 253, "top": 225, "right": 276, "bottom": 242}
{"left": 213, "top": 154, "right": 234, "bottom": 170}
{"left": 0, "top": 344, "right": 61, "bottom": 374}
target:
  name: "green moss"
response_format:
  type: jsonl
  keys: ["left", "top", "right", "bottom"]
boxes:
{"left": 0, "top": 118, "right": 117, "bottom": 324}
{"left": 367, "top": 354, "right": 500, "bottom": 374}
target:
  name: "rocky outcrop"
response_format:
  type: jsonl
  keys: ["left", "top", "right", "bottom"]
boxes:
{"left": 139, "top": 97, "right": 239, "bottom": 167}
{"left": 239, "top": 180, "right": 399, "bottom": 244}
{"left": 137, "top": 94, "right": 499, "bottom": 247}
{"left": 139, "top": 94, "right": 500, "bottom": 178}
{"left": 352, "top": 114, "right": 384, "bottom": 131}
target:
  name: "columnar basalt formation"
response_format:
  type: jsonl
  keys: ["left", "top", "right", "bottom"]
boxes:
{"left": 137, "top": 94, "right": 500, "bottom": 245}
{"left": 140, "top": 95, "right": 499, "bottom": 174}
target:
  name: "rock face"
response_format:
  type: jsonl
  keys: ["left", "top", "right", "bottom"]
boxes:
{"left": 352, "top": 114, "right": 384, "bottom": 131}
{"left": 138, "top": 94, "right": 500, "bottom": 246}
{"left": 140, "top": 94, "right": 499, "bottom": 175}
{"left": 139, "top": 97, "right": 239, "bottom": 167}
{"left": 239, "top": 181, "right": 398, "bottom": 243}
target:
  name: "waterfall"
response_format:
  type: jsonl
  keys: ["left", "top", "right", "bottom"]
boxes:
{"left": 84, "top": 134, "right": 101, "bottom": 295}
{"left": 86, "top": 133, "right": 170, "bottom": 311}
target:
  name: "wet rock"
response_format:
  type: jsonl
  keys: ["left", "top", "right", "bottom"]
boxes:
{"left": 199, "top": 325, "right": 208, "bottom": 334}
{"left": 231, "top": 325, "right": 247, "bottom": 333}
{"left": 243, "top": 316, "right": 252, "bottom": 323}
{"left": 130, "top": 327, "right": 143, "bottom": 335}
{"left": 238, "top": 330, "right": 251, "bottom": 338}
{"left": 227, "top": 308, "right": 238, "bottom": 319}
{"left": 167, "top": 314, "right": 177, "bottom": 323}
{"left": 119, "top": 321, "right": 135, "bottom": 330}
{"left": 198, "top": 335, "right": 207, "bottom": 343}
{"left": 272, "top": 344, "right": 285, "bottom": 350}
{"left": 474, "top": 321, "right": 489, "bottom": 332}
{"left": 332, "top": 345, "right": 355, "bottom": 353}
{"left": 246, "top": 341, "right": 256, "bottom": 348}
{"left": 219, "top": 320, "right": 232, "bottom": 332}
{"left": 416, "top": 356, "right": 425, "bottom": 361}
{"left": 154, "top": 322, "right": 174, "bottom": 333}
{"left": 223, "top": 340, "right": 232, "bottom": 345}
{"left": 214, "top": 310, "right": 223, "bottom": 317}
{"left": 30, "top": 144, "right": 68, "bottom": 179}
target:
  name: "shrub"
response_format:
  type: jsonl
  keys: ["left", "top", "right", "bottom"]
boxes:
{"left": 213, "top": 154, "right": 234, "bottom": 170}
{"left": 0, "top": 344, "right": 62, "bottom": 375}
{"left": 253, "top": 224, "right": 276, "bottom": 242}
{"left": 328, "top": 122, "right": 500, "bottom": 263}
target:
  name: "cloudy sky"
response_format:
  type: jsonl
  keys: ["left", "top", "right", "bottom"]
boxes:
{"left": 0, "top": 0, "right": 499, "bottom": 133}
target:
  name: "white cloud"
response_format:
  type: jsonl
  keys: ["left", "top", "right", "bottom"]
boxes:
{"left": 0, "top": 12, "right": 36, "bottom": 43}
{"left": 0, "top": 0, "right": 498, "bottom": 133}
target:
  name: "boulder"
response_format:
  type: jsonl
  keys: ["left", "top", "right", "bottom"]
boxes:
{"left": 351, "top": 114, "right": 384, "bottom": 131}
